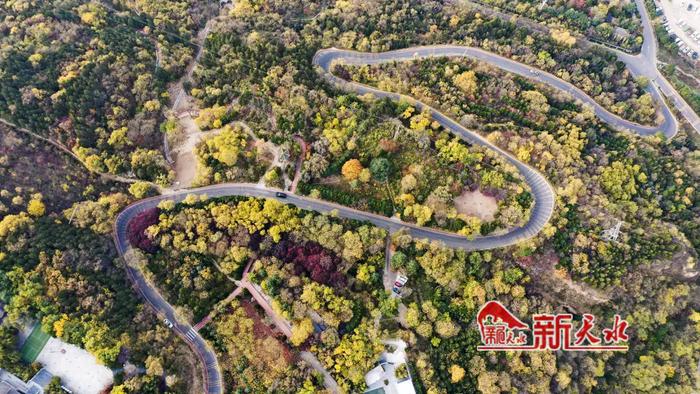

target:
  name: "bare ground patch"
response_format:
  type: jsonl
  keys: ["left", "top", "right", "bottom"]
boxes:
{"left": 453, "top": 189, "right": 498, "bottom": 221}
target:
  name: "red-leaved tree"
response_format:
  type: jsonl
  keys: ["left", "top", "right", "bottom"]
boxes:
{"left": 127, "top": 207, "right": 159, "bottom": 253}
{"left": 270, "top": 238, "right": 346, "bottom": 287}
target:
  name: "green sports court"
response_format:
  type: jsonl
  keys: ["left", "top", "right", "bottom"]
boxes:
{"left": 20, "top": 324, "right": 50, "bottom": 363}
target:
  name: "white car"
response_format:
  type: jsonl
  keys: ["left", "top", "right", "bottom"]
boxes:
{"left": 392, "top": 274, "right": 409, "bottom": 295}
{"left": 164, "top": 318, "right": 174, "bottom": 329}
{"left": 395, "top": 274, "right": 408, "bottom": 286}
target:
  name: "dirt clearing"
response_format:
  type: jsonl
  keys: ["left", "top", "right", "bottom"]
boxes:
{"left": 454, "top": 189, "right": 498, "bottom": 221}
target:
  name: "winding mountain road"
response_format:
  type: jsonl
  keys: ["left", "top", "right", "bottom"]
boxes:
{"left": 113, "top": 36, "right": 688, "bottom": 393}
{"left": 616, "top": 0, "right": 700, "bottom": 134}
{"left": 314, "top": 45, "right": 678, "bottom": 137}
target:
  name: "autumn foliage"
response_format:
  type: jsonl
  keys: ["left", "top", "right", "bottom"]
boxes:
{"left": 270, "top": 238, "right": 346, "bottom": 287}
{"left": 127, "top": 207, "right": 160, "bottom": 253}
{"left": 341, "top": 159, "right": 363, "bottom": 181}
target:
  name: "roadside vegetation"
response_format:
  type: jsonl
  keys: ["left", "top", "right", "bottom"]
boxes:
{"left": 0, "top": 130, "right": 197, "bottom": 392}
{"left": 131, "top": 195, "right": 387, "bottom": 391}
{"left": 298, "top": 96, "right": 531, "bottom": 235}
{"left": 474, "top": 0, "right": 644, "bottom": 51}
{"left": 192, "top": 123, "right": 270, "bottom": 186}
{"left": 2, "top": 0, "right": 699, "bottom": 393}
{"left": 175, "top": 0, "right": 699, "bottom": 388}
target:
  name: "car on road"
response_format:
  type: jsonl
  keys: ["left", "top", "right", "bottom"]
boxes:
{"left": 275, "top": 192, "right": 288, "bottom": 198}
{"left": 164, "top": 318, "right": 174, "bottom": 329}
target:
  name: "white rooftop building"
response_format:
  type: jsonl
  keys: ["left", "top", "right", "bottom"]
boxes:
{"left": 0, "top": 368, "right": 52, "bottom": 394}
{"left": 364, "top": 339, "right": 416, "bottom": 394}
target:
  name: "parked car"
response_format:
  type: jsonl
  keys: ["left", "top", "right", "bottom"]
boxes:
{"left": 164, "top": 318, "right": 174, "bottom": 329}
{"left": 392, "top": 274, "right": 409, "bottom": 294}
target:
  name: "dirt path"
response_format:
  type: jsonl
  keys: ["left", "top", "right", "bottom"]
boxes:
{"left": 169, "top": 21, "right": 212, "bottom": 113}
{"left": 172, "top": 115, "right": 201, "bottom": 188}
{"left": 237, "top": 123, "right": 290, "bottom": 188}
{"left": 167, "top": 14, "right": 215, "bottom": 186}
{"left": 299, "top": 351, "right": 341, "bottom": 394}
{"left": 243, "top": 282, "right": 292, "bottom": 337}
{"left": 193, "top": 258, "right": 256, "bottom": 331}
{"left": 172, "top": 115, "right": 285, "bottom": 189}
{"left": 0, "top": 118, "right": 164, "bottom": 192}
{"left": 290, "top": 136, "right": 307, "bottom": 192}
{"left": 172, "top": 116, "right": 232, "bottom": 189}
{"left": 164, "top": 13, "right": 217, "bottom": 166}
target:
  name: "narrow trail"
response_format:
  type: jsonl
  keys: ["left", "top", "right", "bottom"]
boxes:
{"left": 289, "top": 135, "right": 307, "bottom": 193}
{"left": 0, "top": 119, "right": 147, "bottom": 188}
{"left": 164, "top": 16, "right": 216, "bottom": 165}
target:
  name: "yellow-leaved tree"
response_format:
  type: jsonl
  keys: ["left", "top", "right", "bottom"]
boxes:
{"left": 341, "top": 159, "right": 363, "bottom": 181}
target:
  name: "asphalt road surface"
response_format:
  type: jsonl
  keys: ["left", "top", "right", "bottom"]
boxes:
{"left": 112, "top": 178, "right": 554, "bottom": 393}
{"left": 609, "top": 0, "right": 700, "bottom": 134}
{"left": 113, "top": 37, "right": 689, "bottom": 393}
{"left": 113, "top": 206, "right": 221, "bottom": 394}
{"left": 313, "top": 45, "right": 678, "bottom": 138}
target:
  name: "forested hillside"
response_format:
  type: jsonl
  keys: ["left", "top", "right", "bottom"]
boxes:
{"left": 1, "top": 0, "right": 699, "bottom": 393}
{"left": 0, "top": 126, "right": 197, "bottom": 392}
{"left": 0, "top": 0, "right": 213, "bottom": 184}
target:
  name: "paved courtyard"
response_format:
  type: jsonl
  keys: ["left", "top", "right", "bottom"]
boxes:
{"left": 35, "top": 337, "right": 113, "bottom": 394}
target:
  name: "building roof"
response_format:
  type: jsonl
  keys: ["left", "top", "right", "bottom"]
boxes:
{"left": 395, "top": 380, "right": 417, "bottom": 394}
{"left": 0, "top": 368, "right": 51, "bottom": 394}
{"left": 0, "top": 370, "right": 29, "bottom": 394}
{"left": 0, "top": 381, "right": 23, "bottom": 394}
{"left": 28, "top": 369, "right": 52, "bottom": 390}
{"left": 614, "top": 26, "right": 631, "bottom": 39}
{"left": 364, "top": 364, "right": 386, "bottom": 387}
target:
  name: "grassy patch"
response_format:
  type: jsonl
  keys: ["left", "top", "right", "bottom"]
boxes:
{"left": 21, "top": 324, "right": 50, "bottom": 363}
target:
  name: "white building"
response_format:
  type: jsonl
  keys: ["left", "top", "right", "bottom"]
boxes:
{"left": 0, "top": 368, "right": 52, "bottom": 394}
{"left": 364, "top": 340, "right": 416, "bottom": 394}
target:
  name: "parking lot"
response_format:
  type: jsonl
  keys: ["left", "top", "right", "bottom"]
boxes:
{"left": 657, "top": 0, "right": 700, "bottom": 59}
